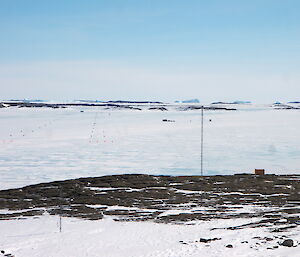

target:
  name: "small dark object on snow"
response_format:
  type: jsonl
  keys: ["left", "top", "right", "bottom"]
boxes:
{"left": 200, "top": 238, "right": 221, "bottom": 243}
{"left": 179, "top": 241, "right": 187, "bottom": 245}
{"left": 226, "top": 244, "right": 233, "bottom": 248}
{"left": 149, "top": 107, "right": 168, "bottom": 111}
{"left": 1, "top": 250, "right": 4, "bottom": 254}
{"left": 162, "top": 119, "right": 175, "bottom": 122}
{"left": 281, "top": 239, "right": 294, "bottom": 247}
{"left": 200, "top": 238, "right": 209, "bottom": 243}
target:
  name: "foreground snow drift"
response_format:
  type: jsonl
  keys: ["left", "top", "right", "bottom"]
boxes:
{"left": 0, "top": 215, "right": 299, "bottom": 257}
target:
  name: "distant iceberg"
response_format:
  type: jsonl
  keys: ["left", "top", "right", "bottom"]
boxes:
{"left": 176, "top": 99, "right": 200, "bottom": 103}
{"left": 211, "top": 101, "right": 251, "bottom": 105}
{"left": 287, "top": 101, "right": 300, "bottom": 104}
{"left": 232, "top": 101, "right": 251, "bottom": 104}
{"left": 7, "top": 99, "right": 47, "bottom": 103}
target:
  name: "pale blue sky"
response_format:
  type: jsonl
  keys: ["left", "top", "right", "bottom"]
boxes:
{"left": 0, "top": 0, "right": 299, "bottom": 102}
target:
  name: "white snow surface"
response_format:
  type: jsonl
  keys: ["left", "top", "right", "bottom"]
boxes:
{"left": 0, "top": 215, "right": 299, "bottom": 257}
{"left": 1, "top": 105, "right": 300, "bottom": 190}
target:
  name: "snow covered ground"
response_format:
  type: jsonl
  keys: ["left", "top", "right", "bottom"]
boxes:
{"left": 0, "top": 215, "right": 299, "bottom": 257}
{"left": 1, "top": 104, "right": 300, "bottom": 189}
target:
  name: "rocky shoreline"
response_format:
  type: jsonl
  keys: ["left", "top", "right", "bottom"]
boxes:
{"left": 0, "top": 174, "right": 299, "bottom": 227}
{"left": 0, "top": 174, "right": 299, "bottom": 254}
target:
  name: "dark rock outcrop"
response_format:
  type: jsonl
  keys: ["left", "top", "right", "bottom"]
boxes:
{"left": 0, "top": 174, "right": 299, "bottom": 226}
{"left": 281, "top": 239, "right": 294, "bottom": 247}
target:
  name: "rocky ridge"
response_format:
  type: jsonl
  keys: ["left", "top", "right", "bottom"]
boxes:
{"left": 0, "top": 174, "right": 299, "bottom": 230}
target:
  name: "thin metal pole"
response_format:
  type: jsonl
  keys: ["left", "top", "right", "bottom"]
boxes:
{"left": 201, "top": 106, "right": 204, "bottom": 176}
{"left": 59, "top": 211, "right": 62, "bottom": 232}
{"left": 59, "top": 187, "right": 62, "bottom": 233}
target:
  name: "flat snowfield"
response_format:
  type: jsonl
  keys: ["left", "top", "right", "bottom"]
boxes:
{"left": 1, "top": 103, "right": 300, "bottom": 189}
{"left": 0, "top": 215, "right": 299, "bottom": 257}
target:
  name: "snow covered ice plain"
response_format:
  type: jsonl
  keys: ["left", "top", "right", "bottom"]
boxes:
{"left": 0, "top": 102, "right": 300, "bottom": 257}
{"left": 0, "top": 103, "right": 300, "bottom": 189}
{"left": 0, "top": 215, "right": 299, "bottom": 257}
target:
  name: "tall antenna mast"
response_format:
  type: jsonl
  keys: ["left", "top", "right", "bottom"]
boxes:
{"left": 201, "top": 106, "right": 204, "bottom": 176}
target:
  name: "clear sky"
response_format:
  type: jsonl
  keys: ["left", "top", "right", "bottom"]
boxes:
{"left": 0, "top": 0, "right": 299, "bottom": 103}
